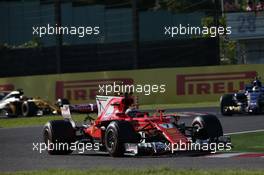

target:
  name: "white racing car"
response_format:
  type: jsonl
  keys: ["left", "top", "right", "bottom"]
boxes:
{"left": 0, "top": 89, "right": 60, "bottom": 118}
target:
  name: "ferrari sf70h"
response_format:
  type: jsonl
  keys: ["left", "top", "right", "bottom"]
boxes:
{"left": 43, "top": 95, "right": 230, "bottom": 157}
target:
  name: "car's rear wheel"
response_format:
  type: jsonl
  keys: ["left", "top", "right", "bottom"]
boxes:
{"left": 0, "top": 109, "right": 9, "bottom": 118}
{"left": 105, "top": 120, "right": 139, "bottom": 157}
{"left": 192, "top": 115, "right": 223, "bottom": 141}
{"left": 3, "top": 103, "right": 20, "bottom": 117}
{"left": 43, "top": 120, "right": 76, "bottom": 155}
{"left": 22, "top": 101, "right": 38, "bottom": 117}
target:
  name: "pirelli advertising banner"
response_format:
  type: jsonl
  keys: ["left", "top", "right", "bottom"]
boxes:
{"left": 0, "top": 64, "right": 263, "bottom": 105}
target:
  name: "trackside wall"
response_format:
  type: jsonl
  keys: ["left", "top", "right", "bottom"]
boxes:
{"left": 0, "top": 64, "right": 263, "bottom": 105}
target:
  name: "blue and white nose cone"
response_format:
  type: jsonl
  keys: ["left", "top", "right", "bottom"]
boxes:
{"left": 248, "top": 92, "right": 260, "bottom": 112}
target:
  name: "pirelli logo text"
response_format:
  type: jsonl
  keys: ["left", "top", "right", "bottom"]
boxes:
{"left": 56, "top": 78, "right": 134, "bottom": 102}
{"left": 176, "top": 71, "right": 257, "bottom": 95}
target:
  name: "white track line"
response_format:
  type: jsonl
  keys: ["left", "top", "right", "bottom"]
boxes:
{"left": 225, "top": 129, "right": 264, "bottom": 136}
{"left": 205, "top": 152, "right": 245, "bottom": 158}
{"left": 205, "top": 152, "right": 264, "bottom": 158}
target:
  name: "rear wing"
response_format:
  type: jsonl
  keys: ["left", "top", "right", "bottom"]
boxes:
{"left": 96, "top": 95, "right": 122, "bottom": 116}
{"left": 61, "top": 105, "right": 72, "bottom": 119}
{"left": 60, "top": 105, "right": 76, "bottom": 127}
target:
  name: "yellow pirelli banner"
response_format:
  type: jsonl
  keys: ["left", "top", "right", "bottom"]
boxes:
{"left": 0, "top": 64, "right": 263, "bottom": 105}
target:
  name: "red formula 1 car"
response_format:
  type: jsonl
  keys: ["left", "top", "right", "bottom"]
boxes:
{"left": 43, "top": 95, "right": 230, "bottom": 157}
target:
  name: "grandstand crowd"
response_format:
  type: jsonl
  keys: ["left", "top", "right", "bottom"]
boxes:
{"left": 224, "top": 0, "right": 264, "bottom": 12}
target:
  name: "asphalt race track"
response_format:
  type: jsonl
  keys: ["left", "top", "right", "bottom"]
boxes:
{"left": 0, "top": 107, "right": 264, "bottom": 172}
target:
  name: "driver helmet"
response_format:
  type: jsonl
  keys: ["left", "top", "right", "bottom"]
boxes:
{"left": 125, "top": 107, "right": 137, "bottom": 114}
{"left": 20, "top": 95, "right": 27, "bottom": 100}
{"left": 253, "top": 86, "right": 260, "bottom": 92}
{"left": 253, "top": 78, "right": 262, "bottom": 87}
{"left": 125, "top": 107, "right": 139, "bottom": 117}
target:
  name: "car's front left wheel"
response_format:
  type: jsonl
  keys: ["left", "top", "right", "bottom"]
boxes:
{"left": 43, "top": 120, "right": 76, "bottom": 155}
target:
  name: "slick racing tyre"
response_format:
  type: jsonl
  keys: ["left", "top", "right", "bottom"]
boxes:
{"left": 21, "top": 101, "right": 38, "bottom": 117}
{"left": 192, "top": 115, "right": 223, "bottom": 141}
{"left": 3, "top": 103, "right": 20, "bottom": 118}
{"left": 43, "top": 120, "right": 76, "bottom": 155}
{"left": 0, "top": 105, "right": 17, "bottom": 118}
{"left": 220, "top": 94, "right": 235, "bottom": 116}
{"left": 105, "top": 121, "right": 139, "bottom": 157}
{"left": 0, "top": 109, "right": 9, "bottom": 118}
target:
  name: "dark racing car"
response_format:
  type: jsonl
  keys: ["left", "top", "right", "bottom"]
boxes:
{"left": 220, "top": 77, "right": 264, "bottom": 116}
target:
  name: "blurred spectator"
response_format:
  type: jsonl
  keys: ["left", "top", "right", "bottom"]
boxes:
{"left": 224, "top": 0, "right": 264, "bottom": 12}
{"left": 256, "top": 0, "right": 264, "bottom": 10}
{"left": 224, "top": 0, "right": 239, "bottom": 12}
{"left": 246, "top": 0, "right": 256, "bottom": 11}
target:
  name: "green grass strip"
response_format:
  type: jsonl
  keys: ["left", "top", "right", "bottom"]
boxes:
{"left": 0, "top": 102, "right": 218, "bottom": 128}
{"left": 230, "top": 131, "right": 264, "bottom": 153}
{"left": 0, "top": 114, "right": 88, "bottom": 128}
{"left": 140, "top": 101, "right": 218, "bottom": 110}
